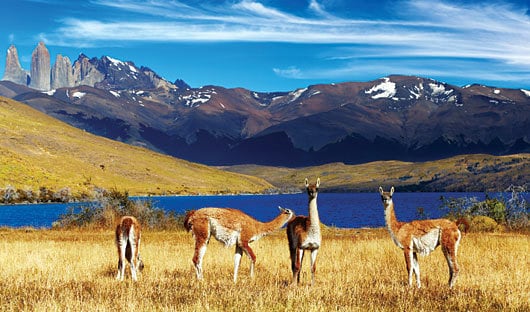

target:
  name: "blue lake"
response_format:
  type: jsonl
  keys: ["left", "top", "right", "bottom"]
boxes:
{"left": 0, "top": 192, "right": 500, "bottom": 228}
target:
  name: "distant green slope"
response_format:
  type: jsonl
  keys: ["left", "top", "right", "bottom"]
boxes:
{"left": 224, "top": 154, "right": 530, "bottom": 192}
{"left": 0, "top": 96, "right": 272, "bottom": 196}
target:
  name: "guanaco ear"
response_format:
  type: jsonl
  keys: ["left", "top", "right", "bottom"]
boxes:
{"left": 390, "top": 186, "right": 395, "bottom": 196}
{"left": 316, "top": 177, "right": 321, "bottom": 188}
{"left": 304, "top": 178, "right": 309, "bottom": 187}
{"left": 379, "top": 186, "right": 384, "bottom": 195}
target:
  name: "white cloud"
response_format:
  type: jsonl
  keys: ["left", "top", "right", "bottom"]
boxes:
{"left": 47, "top": 1, "right": 528, "bottom": 46}
{"left": 40, "top": 0, "right": 530, "bottom": 84}
{"left": 273, "top": 66, "right": 303, "bottom": 79}
{"left": 232, "top": 0, "right": 294, "bottom": 20}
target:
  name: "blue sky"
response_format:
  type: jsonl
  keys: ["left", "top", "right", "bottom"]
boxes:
{"left": 1, "top": 0, "right": 530, "bottom": 92}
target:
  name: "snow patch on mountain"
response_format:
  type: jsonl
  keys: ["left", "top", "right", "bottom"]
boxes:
{"left": 72, "top": 91, "right": 86, "bottom": 99}
{"left": 106, "top": 56, "right": 124, "bottom": 67}
{"left": 428, "top": 83, "right": 448, "bottom": 96}
{"left": 106, "top": 56, "right": 140, "bottom": 81}
{"left": 289, "top": 88, "right": 307, "bottom": 102}
{"left": 309, "top": 90, "right": 321, "bottom": 97}
{"left": 43, "top": 89, "right": 56, "bottom": 96}
{"left": 192, "top": 97, "right": 209, "bottom": 106}
{"left": 365, "top": 77, "right": 396, "bottom": 99}
{"left": 110, "top": 90, "right": 120, "bottom": 97}
{"left": 409, "top": 84, "right": 422, "bottom": 99}
{"left": 521, "top": 89, "right": 530, "bottom": 97}
{"left": 128, "top": 65, "right": 138, "bottom": 73}
{"left": 180, "top": 89, "right": 216, "bottom": 107}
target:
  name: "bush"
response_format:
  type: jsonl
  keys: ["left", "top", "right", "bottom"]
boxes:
{"left": 439, "top": 195, "right": 479, "bottom": 220}
{"left": 504, "top": 185, "right": 529, "bottom": 230}
{"left": 53, "top": 189, "right": 185, "bottom": 230}
{"left": 469, "top": 216, "right": 502, "bottom": 232}
{"left": 1, "top": 185, "right": 18, "bottom": 204}
{"left": 439, "top": 185, "right": 529, "bottom": 231}
{"left": 469, "top": 198, "right": 506, "bottom": 224}
{"left": 0, "top": 185, "right": 85, "bottom": 204}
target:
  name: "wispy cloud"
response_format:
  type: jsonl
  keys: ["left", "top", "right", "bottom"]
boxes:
{"left": 48, "top": 1, "right": 530, "bottom": 47}
{"left": 41, "top": 0, "right": 530, "bottom": 84}
{"left": 273, "top": 66, "right": 303, "bottom": 79}
{"left": 43, "top": 0, "right": 429, "bottom": 44}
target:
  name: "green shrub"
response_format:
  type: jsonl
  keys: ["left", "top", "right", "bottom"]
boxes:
{"left": 470, "top": 198, "right": 506, "bottom": 223}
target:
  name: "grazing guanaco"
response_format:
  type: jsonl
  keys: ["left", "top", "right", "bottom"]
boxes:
{"left": 115, "top": 216, "right": 144, "bottom": 281}
{"left": 379, "top": 186, "right": 467, "bottom": 288}
{"left": 287, "top": 178, "right": 322, "bottom": 285}
{"left": 184, "top": 206, "right": 294, "bottom": 282}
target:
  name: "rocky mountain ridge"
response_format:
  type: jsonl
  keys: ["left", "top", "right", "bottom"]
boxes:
{"left": 2, "top": 42, "right": 181, "bottom": 92}
{"left": 1, "top": 43, "right": 530, "bottom": 166}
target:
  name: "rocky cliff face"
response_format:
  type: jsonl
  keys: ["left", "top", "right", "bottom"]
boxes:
{"left": 72, "top": 54, "right": 105, "bottom": 87}
{"left": 142, "top": 66, "right": 177, "bottom": 91}
{"left": 3, "top": 43, "right": 178, "bottom": 92}
{"left": 2, "top": 44, "right": 105, "bottom": 91}
{"left": 29, "top": 42, "right": 51, "bottom": 91}
{"left": 51, "top": 54, "right": 74, "bottom": 89}
{"left": 2, "top": 45, "right": 28, "bottom": 85}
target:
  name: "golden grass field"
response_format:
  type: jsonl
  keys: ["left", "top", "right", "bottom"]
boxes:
{"left": 0, "top": 227, "right": 528, "bottom": 311}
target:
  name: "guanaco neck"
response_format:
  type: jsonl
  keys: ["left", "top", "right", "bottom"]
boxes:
{"left": 384, "top": 199, "right": 403, "bottom": 248}
{"left": 256, "top": 212, "right": 292, "bottom": 235}
{"left": 308, "top": 195, "right": 321, "bottom": 233}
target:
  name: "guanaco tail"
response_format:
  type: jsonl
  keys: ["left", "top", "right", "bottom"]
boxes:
{"left": 115, "top": 216, "right": 144, "bottom": 282}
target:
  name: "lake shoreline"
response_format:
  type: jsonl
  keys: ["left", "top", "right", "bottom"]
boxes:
{"left": 0, "top": 192, "right": 496, "bottom": 229}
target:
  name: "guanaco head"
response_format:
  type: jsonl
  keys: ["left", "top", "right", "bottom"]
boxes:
{"left": 379, "top": 186, "right": 394, "bottom": 207}
{"left": 278, "top": 206, "right": 295, "bottom": 221}
{"left": 305, "top": 177, "right": 320, "bottom": 199}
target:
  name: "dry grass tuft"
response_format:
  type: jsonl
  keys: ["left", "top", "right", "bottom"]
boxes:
{"left": 0, "top": 228, "right": 528, "bottom": 311}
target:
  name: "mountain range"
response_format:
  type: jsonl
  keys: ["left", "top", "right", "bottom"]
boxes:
{"left": 2, "top": 42, "right": 530, "bottom": 167}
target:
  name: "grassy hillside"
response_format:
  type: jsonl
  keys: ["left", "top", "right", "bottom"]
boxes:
{"left": 224, "top": 154, "right": 530, "bottom": 192}
{"left": 0, "top": 96, "right": 272, "bottom": 196}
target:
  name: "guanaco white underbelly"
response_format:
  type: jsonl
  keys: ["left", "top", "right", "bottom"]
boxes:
{"left": 210, "top": 219, "right": 240, "bottom": 247}
{"left": 300, "top": 231, "right": 321, "bottom": 249}
{"left": 412, "top": 228, "right": 441, "bottom": 256}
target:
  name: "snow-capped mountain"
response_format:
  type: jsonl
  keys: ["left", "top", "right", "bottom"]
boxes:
{"left": 1, "top": 47, "right": 529, "bottom": 166}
